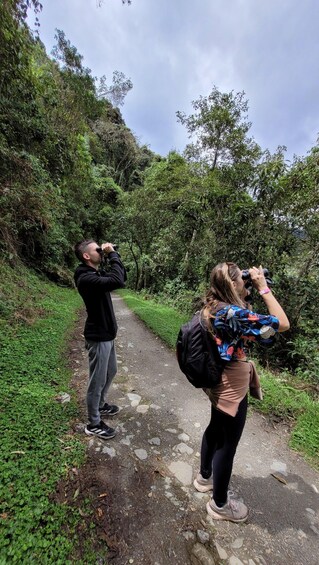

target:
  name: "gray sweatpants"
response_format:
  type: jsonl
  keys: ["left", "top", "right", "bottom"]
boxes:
{"left": 85, "top": 340, "right": 117, "bottom": 425}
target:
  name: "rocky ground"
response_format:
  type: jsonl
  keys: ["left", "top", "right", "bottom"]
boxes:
{"left": 68, "top": 294, "right": 319, "bottom": 565}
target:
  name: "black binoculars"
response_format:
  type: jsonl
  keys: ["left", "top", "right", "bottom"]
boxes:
{"left": 242, "top": 268, "right": 273, "bottom": 290}
{"left": 96, "top": 245, "right": 118, "bottom": 254}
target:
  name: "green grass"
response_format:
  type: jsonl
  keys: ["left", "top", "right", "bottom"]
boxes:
{"left": 118, "top": 289, "right": 319, "bottom": 468}
{"left": 251, "top": 368, "right": 319, "bottom": 464}
{"left": 0, "top": 263, "right": 87, "bottom": 563}
{"left": 117, "top": 289, "right": 189, "bottom": 347}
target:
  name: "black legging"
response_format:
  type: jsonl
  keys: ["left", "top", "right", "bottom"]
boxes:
{"left": 200, "top": 395, "right": 248, "bottom": 506}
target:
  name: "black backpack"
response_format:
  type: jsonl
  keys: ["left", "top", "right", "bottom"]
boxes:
{"left": 176, "top": 310, "right": 225, "bottom": 388}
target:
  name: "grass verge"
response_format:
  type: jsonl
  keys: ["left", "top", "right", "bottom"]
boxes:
{"left": 0, "top": 263, "right": 87, "bottom": 563}
{"left": 117, "top": 289, "right": 189, "bottom": 347}
{"left": 250, "top": 368, "right": 319, "bottom": 465}
{"left": 118, "top": 289, "right": 319, "bottom": 468}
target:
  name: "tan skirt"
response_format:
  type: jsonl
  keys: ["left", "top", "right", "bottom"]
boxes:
{"left": 203, "top": 360, "right": 262, "bottom": 417}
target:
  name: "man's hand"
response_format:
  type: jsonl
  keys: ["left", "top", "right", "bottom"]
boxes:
{"left": 101, "top": 242, "right": 115, "bottom": 254}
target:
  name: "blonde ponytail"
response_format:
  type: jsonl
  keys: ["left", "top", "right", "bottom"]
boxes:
{"left": 203, "top": 262, "right": 246, "bottom": 322}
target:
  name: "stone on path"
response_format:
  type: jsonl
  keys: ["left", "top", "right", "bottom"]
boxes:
{"left": 148, "top": 437, "right": 161, "bottom": 445}
{"left": 270, "top": 460, "right": 287, "bottom": 474}
{"left": 134, "top": 448, "right": 148, "bottom": 460}
{"left": 127, "top": 393, "right": 141, "bottom": 407}
{"left": 182, "top": 531, "right": 195, "bottom": 541}
{"left": 191, "top": 543, "right": 216, "bottom": 565}
{"left": 231, "top": 538, "right": 244, "bottom": 549}
{"left": 136, "top": 404, "right": 149, "bottom": 413}
{"left": 168, "top": 461, "right": 193, "bottom": 486}
{"left": 120, "top": 436, "right": 133, "bottom": 446}
{"left": 214, "top": 542, "right": 228, "bottom": 560}
{"left": 197, "top": 529, "right": 210, "bottom": 544}
{"left": 173, "top": 442, "right": 194, "bottom": 455}
{"left": 229, "top": 556, "right": 245, "bottom": 565}
{"left": 178, "top": 432, "right": 190, "bottom": 442}
{"left": 102, "top": 446, "right": 116, "bottom": 458}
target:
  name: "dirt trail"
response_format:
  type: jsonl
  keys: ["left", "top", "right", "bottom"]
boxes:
{"left": 70, "top": 295, "right": 319, "bottom": 565}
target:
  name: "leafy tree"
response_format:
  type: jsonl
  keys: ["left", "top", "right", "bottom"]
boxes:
{"left": 115, "top": 153, "right": 217, "bottom": 291}
{"left": 97, "top": 71, "right": 133, "bottom": 107}
{"left": 92, "top": 110, "right": 140, "bottom": 190}
{"left": 82, "top": 164, "right": 124, "bottom": 244}
{"left": 51, "top": 29, "right": 86, "bottom": 73}
{"left": 51, "top": 30, "right": 103, "bottom": 121}
{"left": 176, "top": 86, "right": 261, "bottom": 171}
{"left": 2, "top": 0, "right": 42, "bottom": 25}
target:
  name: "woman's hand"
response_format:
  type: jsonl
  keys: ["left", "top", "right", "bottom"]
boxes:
{"left": 249, "top": 265, "right": 290, "bottom": 332}
{"left": 249, "top": 266, "right": 268, "bottom": 292}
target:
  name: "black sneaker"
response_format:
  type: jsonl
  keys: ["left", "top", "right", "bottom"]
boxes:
{"left": 85, "top": 421, "right": 116, "bottom": 440}
{"left": 99, "top": 402, "right": 120, "bottom": 416}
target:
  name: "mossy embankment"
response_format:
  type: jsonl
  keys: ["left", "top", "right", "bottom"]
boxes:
{"left": 0, "top": 261, "right": 89, "bottom": 563}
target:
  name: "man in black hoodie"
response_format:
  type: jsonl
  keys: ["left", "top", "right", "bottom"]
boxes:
{"left": 74, "top": 239, "right": 126, "bottom": 440}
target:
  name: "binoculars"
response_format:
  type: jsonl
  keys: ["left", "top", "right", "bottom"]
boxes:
{"left": 96, "top": 245, "right": 118, "bottom": 254}
{"left": 242, "top": 268, "right": 273, "bottom": 293}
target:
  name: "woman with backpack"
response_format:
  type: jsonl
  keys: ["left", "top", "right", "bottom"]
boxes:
{"left": 193, "top": 262, "right": 290, "bottom": 523}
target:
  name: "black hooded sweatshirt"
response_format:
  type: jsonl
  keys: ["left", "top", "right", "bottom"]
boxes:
{"left": 74, "top": 252, "right": 126, "bottom": 341}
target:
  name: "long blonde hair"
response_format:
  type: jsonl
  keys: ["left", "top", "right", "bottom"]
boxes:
{"left": 203, "top": 262, "right": 246, "bottom": 321}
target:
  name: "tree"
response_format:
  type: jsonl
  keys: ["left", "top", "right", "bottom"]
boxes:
{"left": 97, "top": 71, "right": 133, "bottom": 107}
{"left": 176, "top": 86, "right": 260, "bottom": 171}
{"left": 92, "top": 111, "right": 139, "bottom": 190}
{"left": 3, "top": 0, "right": 42, "bottom": 25}
{"left": 51, "top": 29, "right": 102, "bottom": 118}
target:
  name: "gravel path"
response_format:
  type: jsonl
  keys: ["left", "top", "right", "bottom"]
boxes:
{"left": 71, "top": 294, "right": 319, "bottom": 565}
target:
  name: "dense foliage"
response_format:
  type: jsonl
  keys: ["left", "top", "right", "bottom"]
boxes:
{"left": 0, "top": 0, "right": 318, "bottom": 384}
{"left": 0, "top": 1, "right": 149, "bottom": 280}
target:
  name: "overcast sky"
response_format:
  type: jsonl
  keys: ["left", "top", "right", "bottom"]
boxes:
{"left": 33, "top": 0, "right": 319, "bottom": 162}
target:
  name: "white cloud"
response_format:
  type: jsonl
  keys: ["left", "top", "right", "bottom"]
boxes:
{"left": 34, "top": 0, "right": 319, "bottom": 159}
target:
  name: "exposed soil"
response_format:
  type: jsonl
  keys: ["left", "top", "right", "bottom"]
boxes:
{"left": 60, "top": 295, "right": 319, "bottom": 565}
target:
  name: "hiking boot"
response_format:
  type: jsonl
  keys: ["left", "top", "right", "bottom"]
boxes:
{"left": 193, "top": 473, "right": 238, "bottom": 498}
{"left": 99, "top": 403, "right": 120, "bottom": 416}
{"left": 85, "top": 421, "right": 116, "bottom": 440}
{"left": 206, "top": 497, "right": 248, "bottom": 523}
{"left": 193, "top": 473, "right": 213, "bottom": 493}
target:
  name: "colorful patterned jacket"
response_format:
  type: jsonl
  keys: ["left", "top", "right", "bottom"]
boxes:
{"left": 212, "top": 304, "right": 279, "bottom": 361}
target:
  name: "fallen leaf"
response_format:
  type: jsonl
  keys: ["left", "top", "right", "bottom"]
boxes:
{"left": 271, "top": 473, "right": 287, "bottom": 485}
{"left": 73, "top": 488, "right": 80, "bottom": 499}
